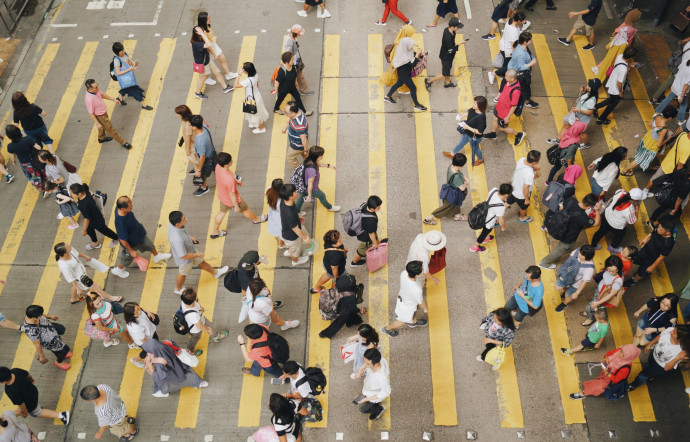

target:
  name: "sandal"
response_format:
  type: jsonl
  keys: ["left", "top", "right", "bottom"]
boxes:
{"left": 620, "top": 170, "right": 634, "bottom": 177}
{"left": 209, "top": 230, "right": 227, "bottom": 239}
{"left": 453, "top": 214, "right": 468, "bottom": 221}
{"left": 119, "top": 429, "right": 138, "bottom": 441}
{"left": 253, "top": 214, "right": 268, "bottom": 224}
{"left": 579, "top": 311, "right": 588, "bottom": 317}
{"left": 53, "top": 361, "right": 71, "bottom": 370}
{"left": 517, "top": 216, "right": 534, "bottom": 224}
{"left": 70, "top": 295, "right": 85, "bottom": 304}
{"left": 423, "top": 218, "right": 438, "bottom": 225}
{"left": 241, "top": 367, "right": 252, "bottom": 375}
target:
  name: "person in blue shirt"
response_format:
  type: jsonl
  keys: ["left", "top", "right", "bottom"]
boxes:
{"left": 505, "top": 265, "right": 544, "bottom": 328}
{"left": 557, "top": 0, "right": 603, "bottom": 50}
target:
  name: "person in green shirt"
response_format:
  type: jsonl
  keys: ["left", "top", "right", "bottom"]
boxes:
{"left": 560, "top": 309, "right": 609, "bottom": 356}
{"left": 423, "top": 152, "right": 470, "bottom": 224}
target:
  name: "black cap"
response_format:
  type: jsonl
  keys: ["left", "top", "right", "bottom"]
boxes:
{"left": 449, "top": 18, "right": 464, "bottom": 29}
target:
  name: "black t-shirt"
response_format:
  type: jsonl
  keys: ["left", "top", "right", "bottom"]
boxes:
{"left": 281, "top": 200, "right": 301, "bottom": 241}
{"left": 77, "top": 193, "right": 105, "bottom": 224}
{"left": 276, "top": 66, "right": 297, "bottom": 92}
{"left": 4, "top": 369, "right": 39, "bottom": 412}
{"left": 356, "top": 208, "right": 378, "bottom": 242}
{"left": 439, "top": 27, "right": 457, "bottom": 61}
{"left": 635, "top": 229, "right": 675, "bottom": 265}
{"left": 238, "top": 264, "right": 258, "bottom": 292}
{"left": 13, "top": 105, "right": 45, "bottom": 131}
{"left": 465, "top": 109, "right": 487, "bottom": 136}
{"left": 192, "top": 41, "right": 209, "bottom": 65}
{"left": 323, "top": 245, "right": 346, "bottom": 276}
{"left": 562, "top": 198, "right": 595, "bottom": 243}
{"left": 7, "top": 136, "right": 37, "bottom": 164}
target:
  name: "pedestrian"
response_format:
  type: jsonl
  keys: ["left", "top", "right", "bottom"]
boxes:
{"left": 23, "top": 305, "right": 72, "bottom": 370}
{"left": 381, "top": 261, "right": 428, "bottom": 337}
{"left": 655, "top": 60, "right": 690, "bottom": 126}
{"left": 280, "top": 183, "right": 311, "bottom": 266}
{"left": 318, "top": 274, "right": 365, "bottom": 339}
{"left": 180, "top": 288, "right": 228, "bottom": 354}
{"left": 482, "top": 70, "right": 525, "bottom": 146}
{"left": 545, "top": 122, "right": 586, "bottom": 184}
{"left": 297, "top": 0, "right": 331, "bottom": 18}
{"left": 507, "top": 31, "right": 539, "bottom": 109}
{"left": 617, "top": 245, "right": 637, "bottom": 277}
{"left": 123, "top": 301, "right": 159, "bottom": 369}
{"left": 0, "top": 408, "right": 39, "bottom": 441}
{"left": 544, "top": 165, "right": 582, "bottom": 216}
{"left": 54, "top": 242, "right": 121, "bottom": 303}
{"left": 346, "top": 324, "right": 380, "bottom": 379}
{"left": 274, "top": 53, "right": 310, "bottom": 116}
{"left": 280, "top": 361, "right": 313, "bottom": 399}
{"left": 650, "top": 36, "right": 690, "bottom": 105}
{"left": 489, "top": 12, "right": 526, "bottom": 85}
{"left": 647, "top": 166, "right": 690, "bottom": 226}
{"left": 312, "top": 230, "right": 347, "bottom": 293}
{"left": 593, "top": 9, "right": 641, "bottom": 82}
{"left": 623, "top": 217, "right": 676, "bottom": 289}
{"left": 641, "top": 131, "right": 690, "bottom": 194}
{"left": 197, "top": 12, "right": 239, "bottom": 83}
{"left": 557, "top": 0, "right": 602, "bottom": 50}
{"left": 237, "top": 251, "right": 271, "bottom": 300}
{"left": 426, "top": 0, "right": 461, "bottom": 28}
{"left": 568, "top": 344, "right": 639, "bottom": 401}
{"left": 353, "top": 348, "right": 389, "bottom": 421}
{"left": 37, "top": 150, "right": 81, "bottom": 190}
{"left": 0, "top": 151, "right": 14, "bottom": 183}
{"left": 546, "top": 79, "right": 600, "bottom": 149}
{"left": 582, "top": 255, "right": 624, "bottom": 327}
{"left": 295, "top": 146, "right": 341, "bottom": 213}
{"left": 470, "top": 183, "right": 512, "bottom": 253}
{"left": 11, "top": 91, "right": 53, "bottom": 152}
{"left": 350, "top": 195, "right": 383, "bottom": 267}
{"left": 85, "top": 292, "right": 136, "bottom": 348}
{"left": 83, "top": 79, "right": 131, "bottom": 149}
{"left": 245, "top": 278, "right": 298, "bottom": 331}
{"left": 482, "top": 0, "right": 524, "bottom": 41}
{"left": 79, "top": 384, "right": 136, "bottom": 440}
{"left": 383, "top": 33, "right": 428, "bottom": 112}
{"left": 590, "top": 188, "right": 643, "bottom": 252}
{"left": 508, "top": 150, "right": 540, "bottom": 224}
{"left": 561, "top": 309, "right": 609, "bottom": 356}
{"left": 632, "top": 293, "right": 679, "bottom": 347}
{"left": 407, "top": 231, "right": 447, "bottom": 284}
{"left": 70, "top": 183, "right": 118, "bottom": 250}
{"left": 113, "top": 196, "right": 172, "bottom": 277}
{"left": 594, "top": 47, "right": 637, "bottom": 126}
{"left": 43, "top": 182, "right": 80, "bottom": 230}
{"left": 523, "top": 0, "right": 556, "bottom": 11}
{"left": 168, "top": 210, "right": 229, "bottom": 295}
{"left": 538, "top": 193, "right": 601, "bottom": 270}
{"left": 621, "top": 107, "right": 677, "bottom": 175}
{"left": 587, "top": 147, "right": 628, "bottom": 199}
{"left": 283, "top": 101, "right": 310, "bottom": 171}
{"left": 268, "top": 393, "right": 307, "bottom": 442}
{"left": 444, "top": 97, "right": 487, "bottom": 167}
{"left": 142, "top": 339, "right": 207, "bottom": 397}
{"left": 553, "top": 245, "right": 596, "bottom": 313}
{"left": 175, "top": 105, "right": 199, "bottom": 173}
{"left": 5, "top": 125, "right": 45, "bottom": 192}
{"left": 477, "top": 307, "right": 516, "bottom": 370}
{"left": 628, "top": 325, "right": 690, "bottom": 392}
{"left": 190, "top": 27, "right": 233, "bottom": 98}
{"left": 379, "top": 25, "right": 415, "bottom": 96}
{"left": 424, "top": 17, "right": 465, "bottom": 90}
{"left": 190, "top": 114, "right": 216, "bottom": 197}
{"left": 111, "top": 42, "right": 153, "bottom": 110}
{"left": 0, "top": 366, "right": 70, "bottom": 425}
{"left": 504, "top": 265, "right": 543, "bottom": 328}
{"left": 424, "top": 152, "right": 469, "bottom": 224}
{"left": 266, "top": 178, "right": 286, "bottom": 249}
{"left": 284, "top": 25, "right": 314, "bottom": 96}
{"left": 376, "top": 0, "right": 410, "bottom": 26}
{"left": 234, "top": 62, "right": 270, "bottom": 134}
{"left": 237, "top": 324, "right": 284, "bottom": 378}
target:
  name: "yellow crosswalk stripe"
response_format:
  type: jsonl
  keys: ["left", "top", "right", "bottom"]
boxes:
{"left": 411, "top": 32, "right": 458, "bottom": 426}
{"left": 304, "top": 34, "right": 339, "bottom": 429}
{"left": 457, "top": 34, "right": 524, "bottom": 428}
{"left": 175, "top": 35, "right": 257, "bottom": 429}
{"left": 366, "top": 33, "right": 390, "bottom": 430}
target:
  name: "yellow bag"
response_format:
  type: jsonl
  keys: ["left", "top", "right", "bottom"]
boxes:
{"left": 485, "top": 344, "right": 506, "bottom": 368}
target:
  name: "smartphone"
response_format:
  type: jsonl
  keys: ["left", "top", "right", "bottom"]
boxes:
{"left": 352, "top": 394, "right": 365, "bottom": 405}
{"left": 633, "top": 62, "right": 644, "bottom": 69}
{"left": 270, "top": 378, "right": 284, "bottom": 385}
{"left": 464, "top": 38, "right": 470, "bottom": 42}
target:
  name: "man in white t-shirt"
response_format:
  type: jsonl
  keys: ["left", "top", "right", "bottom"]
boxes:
{"left": 651, "top": 37, "right": 690, "bottom": 104}
{"left": 554, "top": 245, "right": 596, "bottom": 312}
{"left": 180, "top": 289, "right": 228, "bottom": 355}
{"left": 471, "top": 183, "right": 512, "bottom": 253}
{"left": 655, "top": 59, "right": 690, "bottom": 125}
{"left": 381, "top": 261, "right": 426, "bottom": 337}
{"left": 507, "top": 150, "right": 541, "bottom": 223}
{"left": 595, "top": 47, "right": 637, "bottom": 125}
{"left": 280, "top": 361, "right": 313, "bottom": 398}
{"left": 629, "top": 325, "right": 689, "bottom": 391}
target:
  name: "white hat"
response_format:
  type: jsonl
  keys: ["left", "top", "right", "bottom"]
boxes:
{"left": 629, "top": 188, "right": 643, "bottom": 201}
{"left": 422, "top": 231, "right": 447, "bottom": 251}
{"left": 290, "top": 24, "right": 305, "bottom": 36}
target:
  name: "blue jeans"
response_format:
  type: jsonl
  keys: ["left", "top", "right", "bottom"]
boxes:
{"left": 250, "top": 360, "right": 284, "bottom": 378}
{"left": 295, "top": 188, "right": 332, "bottom": 211}
{"left": 24, "top": 125, "right": 53, "bottom": 148}
{"left": 630, "top": 355, "right": 667, "bottom": 388}
{"left": 590, "top": 176, "right": 604, "bottom": 196}
{"left": 453, "top": 133, "right": 482, "bottom": 164}
{"left": 656, "top": 92, "right": 688, "bottom": 122}
{"left": 547, "top": 162, "right": 563, "bottom": 183}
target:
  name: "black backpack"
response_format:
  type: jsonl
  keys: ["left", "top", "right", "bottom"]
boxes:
{"left": 254, "top": 330, "right": 290, "bottom": 365}
{"left": 546, "top": 144, "right": 562, "bottom": 165}
{"left": 295, "top": 366, "right": 327, "bottom": 396}
{"left": 223, "top": 269, "right": 242, "bottom": 293}
{"left": 172, "top": 308, "right": 195, "bottom": 335}
{"left": 510, "top": 86, "right": 525, "bottom": 117}
{"left": 544, "top": 205, "right": 572, "bottom": 241}
{"left": 468, "top": 189, "right": 504, "bottom": 230}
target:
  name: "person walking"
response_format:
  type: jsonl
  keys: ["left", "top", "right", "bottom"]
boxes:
{"left": 594, "top": 48, "right": 637, "bottom": 126}
{"left": 477, "top": 308, "right": 516, "bottom": 370}
{"left": 545, "top": 121, "right": 586, "bottom": 184}
{"left": 507, "top": 31, "right": 539, "bottom": 109}
{"left": 641, "top": 130, "right": 690, "bottom": 193}
{"left": 346, "top": 324, "right": 380, "bottom": 379}
{"left": 245, "top": 278, "right": 298, "bottom": 331}
{"left": 168, "top": 210, "right": 229, "bottom": 295}
{"left": 561, "top": 308, "right": 609, "bottom": 356}
{"left": 237, "top": 324, "right": 285, "bottom": 378}
{"left": 547, "top": 79, "right": 600, "bottom": 149}
{"left": 568, "top": 344, "right": 639, "bottom": 401}
{"left": 470, "top": 183, "right": 512, "bottom": 253}
{"left": 407, "top": 231, "right": 447, "bottom": 284}
{"left": 23, "top": 305, "right": 72, "bottom": 370}
{"left": 268, "top": 393, "right": 308, "bottom": 442}
{"left": 318, "top": 274, "right": 365, "bottom": 339}
{"left": 350, "top": 195, "right": 383, "bottom": 267}
{"left": 650, "top": 36, "right": 690, "bottom": 105}
{"left": 553, "top": 245, "right": 596, "bottom": 313}
{"left": 647, "top": 166, "right": 690, "bottom": 226}
{"left": 284, "top": 25, "right": 314, "bottom": 96}
{"left": 274, "top": 53, "right": 310, "bottom": 115}
{"left": 197, "top": 12, "right": 239, "bottom": 83}
{"left": 111, "top": 42, "right": 153, "bottom": 110}
{"left": 655, "top": 60, "right": 690, "bottom": 126}
{"left": 628, "top": 325, "right": 690, "bottom": 392}
{"left": 43, "top": 182, "right": 80, "bottom": 230}
{"left": 376, "top": 0, "right": 410, "bottom": 26}
{"left": 353, "top": 348, "right": 390, "bottom": 421}
{"left": 175, "top": 105, "right": 199, "bottom": 173}
{"left": 383, "top": 35, "right": 428, "bottom": 112}
{"left": 54, "top": 242, "right": 120, "bottom": 303}
{"left": 70, "top": 183, "right": 119, "bottom": 250}
{"left": 504, "top": 265, "right": 544, "bottom": 328}
{"left": 379, "top": 25, "right": 415, "bottom": 95}
{"left": 266, "top": 178, "right": 286, "bottom": 249}
{"left": 489, "top": 12, "right": 526, "bottom": 85}
{"left": 295, "top": 146, "right": 341, "bottom": 213}
{"left": 587, "top": 147, "right": 628, "bottom": 199}
{"left": 11, "top": 91, "right": 53, "bottom": 153}
{"left": 444, "top": 97, "right": 487, "bottom": 167}
{"left": 37, "top": 150, "right": 81, "bottom": 190}
{"left": 237, "top": 251, "right": 271, "bottom": 300}
{"left": 590, "top": 188, "right": 643, "bottom": 252}
{"left": 0, "top": 367, "right": 70, "bottom": 425}
{"left": 623, "top": 218, "right": 676, "bottom": 289}
{"left": 123, "top": 301, "right": 159, "bottom": 369}
{"left": 621, "top": 107, "right": 677, "bottom": 175}
{"left": 283, "top": 101, "right": 310, "bottom": 170}
{"left": 280, "top": 184, "right": 311, "bottom": 266}
{"left": 190, "top": 27, "right": 233, "bottom": 99}
{"left": 298, "top": 0, "right": 331, "bottom": 18}
{"left": 85, "top": 293, "right": 136, "bottom": 349}
{"left": 557, "top": 0, "right": 603, "bottom": 50}
{"left": 424, "top": 152, "right": 469, "bottom": 224}
{"left": 593, "top": 9, "right": 641, "bottom": 81}
{"left": 632, "top": 293, "right": 679, "bottom": 347}
{"left": 482, "top": 0, "right": 524, "bottom": 41}
{"left": 381, "top": 261, "right": 428, "bottom": 337}
{"left": 113, "top": 196, "right": 171, "bottom": 277}
{"left": 507, "top": 150, "right": 540, "bottom": 224}
{"left": 312, "top": 230, "right": 347, "bottom": 293}
{"left": 482, "top": 70, "right": 525, "bottom": 146}
{"left": 180, "top": 288, "right": 228, "bottom": 355}
{"left": 234, "top": 62, "right": 270, "bottom": 134}
{"left": 5, "top": 125, "right": 45, "bottom": 192}
{"left": 79, "top": 385, "right": 136, "bottom": 440}
{"left": 424, "top": 17, "right": 465, "bottom": 90}
{"left": 426, "top": 0, "right": 461, "bottom": 28}
{"left": 0, "top": 151, "right": 14, "bottom": 184}
{"left": 84, "top": 79, "right": 131, "bottom": 149}
{"left": 190, "top": 115, "right": 216, "bottom": 197}
{"left": 142, "top": 339, "right": 207, "bottom": 398}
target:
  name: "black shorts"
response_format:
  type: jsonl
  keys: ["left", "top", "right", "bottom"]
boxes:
{"left": 580, "top": 337, "right": 596, "bottom": 349}
{"left": 441, "top": 58, "right": 453, "bottom": 77}
{"left": 507, "top": 194, "right": 529, "bottom": 210}
{"left": 306, "top": 0, "right": 323, "bottom": 5}
{"left": 491, "top": 6, "right": 510, "bottom": 22}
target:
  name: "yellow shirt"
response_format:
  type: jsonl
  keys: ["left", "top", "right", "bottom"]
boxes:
{"left": 661, "top": 134, "right": 690, "bottom": 173}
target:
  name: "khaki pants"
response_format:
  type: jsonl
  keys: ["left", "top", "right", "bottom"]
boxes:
{"left": 287, "top": 148, "right": 306, "bottom": 171}
{"left": 95, "top": 113, "right": 126, "bottom": 145}
{"left": 296, "top": 69, "right": 309, "bottom": 94}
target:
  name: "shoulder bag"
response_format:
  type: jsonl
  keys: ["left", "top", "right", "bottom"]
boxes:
{"left": 439, "top": 171, "right": 467, "bottom": 206}
{"left": 485, "top": 343, "right": 506, "bottom": 368}
{"left": 242, "top": 79, "right": 258, "bottom": 115}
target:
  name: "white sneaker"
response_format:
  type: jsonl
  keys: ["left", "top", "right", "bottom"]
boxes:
{"left": 591, "top": 66, "right": 599, "bottom": 75}
{"left": 292, "top": 255, "right": 309, "bottom": 266}
{"left": 297, "top": 10, "right": 307, "bottom": 17}
{"left": 321, "top": 9, "right": 331, "bottom": 18}
{"left": 128, "top": 343, "right": 141, "bottom": 350}
{"left": 488, "top": 71, "right": 496, "bottom": 85}
{"left": 214, "top": 266, "right": 229, "bottom": 279}
{"left": 173, "top": 287, "right": 186, "bottom": 295}
{"left": 295, "top": 0, "right": 305, "bottom": 2}
{"left": 57, "top": 213, "right": 64, "bottom": 220}
{"left": 252, "top": 128, "right": 266, "bottom": 134}
{"left": 153, "top": 253, "right": 172, "bottom": 264}
{"left": 104, "top": 338, "right": 119, "bottom": 347}
{"left": 110, "top": 267, "right": 130, "bottom": 279}
{"left": 280, "top": 320, "right": 300, "bottom": 331}
{"left": 130, "top": 357, "right": 145, "bottom": 369}
{"left": 284, "top": 250, "right": 291, "bottom": 257}
{"left": 522, "top": 20, "right": 531, "bottom": 31}
{"left": 152, "top": 391, "right": 169, "bottom": 398}
{"left": 198, "top": 380, "right": 209, "bottom": 388}
{"left": 205, "top": 78, "right": 217, "bottom": 86}
{"left": 475, "top": 355, "right": 483, "bottom": 362}
{"left": 493, "top": 96, "right": 499, "bottom": 103}
{"left": 225, "top": 72, "right": 238, "bottom": 80}
{"left": 109, "top": 240, "right": 119, "bottom": 248}
{"left": 328, "top": 205, "right": 341, "bottom": 212}
{"left": 498, "top": 18, "right": 505, "bottom": 23}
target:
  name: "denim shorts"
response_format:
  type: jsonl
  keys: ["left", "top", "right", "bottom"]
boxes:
{"left": 555, "top": 280, "right": 577, "bottom": 297}
{"left": 580, "top": 336, "right": 596, "bottom": 349}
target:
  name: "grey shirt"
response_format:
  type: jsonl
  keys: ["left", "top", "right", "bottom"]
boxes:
{"left": 284, "top": 37, "right": 301, "bottom": 64}
{"left": 194, "top": 126, "right": 215, "bottom": 171}
{"left": 168, "top": 223, "right": 197, "bottom": 266}
{"left": 0, "top": 410, "right": 32, "bottom": 442}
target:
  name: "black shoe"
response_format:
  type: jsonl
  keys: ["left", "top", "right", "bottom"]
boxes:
{"left": 98, "top": 136, "right": 113, "bottom": 143}
{"left": 482, "top": 34, "right": 496, "bottom": 41}
{"left": 525, "top": 100, "right": 539, "bottom": 108}
{"left": 444, "top": 82, "right": 457, "bottom": 88}
{"left": 623, "top": 278, "right": 637, "bottom": 288}
{"left": 582, "top": 44, "right": 595, "bottom": 51}
{"left": 350, "top": 259, "right": 366, "bottom": 267}
{"left": 381, "top": 326, "right": 398, "bottom": 337}
{"left": 483, "top": 132, "right": 497, "bottom": 139}
{"left": 142, "top": 105, "right": 153, "bottom": 110}
{"left": 370, "top": 405, "right": 386, "bottom": 420}
{"left": 555, "top": 302, "right": 568, "bottom": 313}
{"left": 119, "top": 99, "right": 127, "bottom": 106}
{"left": 193, "top": 187, "right": 210, "bottom": 197}
{"left": 596, "top": 119, "right": 611, "bottom": 126}
{"left": 273, "top": 301, "right": 283, "bottom": 309}
{"left": 546, "top": 6, "right": 557, "bottom": 10}
{"left": 383, "top": 96, "right": 396, "bottom": 104}
{"left": 424, "top": 78, "right": 431, "bottom": 91}
{"left": 122, "top": 142, "right": 132, "bottom": 149}
{"left": 627, "top": 385, "right": 636, "bottom": 392}
{"left": 557, "top": 37, "right": 570, "bottom": 46}
{"left": 408, "top": 319, "right": 428, "bottom": 328}
{"left": 414, "top": 105, "right": 428, "bottom": 112}
{"left": 514, "top": 132, "right": 525, "bottom": 146}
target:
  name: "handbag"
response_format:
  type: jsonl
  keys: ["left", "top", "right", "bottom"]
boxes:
{"left": 365, "top": 243, "right": 388, "bottom": 273}
{"left": 242, "top": 79, "right": 258, "bottom": 115}
{"left": 62, "top": 160, "right": 77, "bottom": 174}
{"left": 484, "top": 343, "right": 506, "bottom": 368}
{"left": 340, "top": 341, "right": 358, "bottom": 363}
{"left": 492, "top": 52, "right": 504, "bottom": 69}
{"left": 428, "top": 247, "right": 447, "bottom": 274}
{"left": 193, "top": 62, "right": 205, "bottom": 73}
{"left": 299, "top": 396, "right": 323, "bottom": 423}
{"left": 583, "top": 372, "right": 611, "bottom": 396}
{"left": 133, "top": 255, "right": 149, "bottom": 271}
{"left": 411, "top": 53, "right": 427, "bottom": 78}
{"left": 162, "top": 340, "right": 199, "bottom": 367}
{"left": 439, "top": 172, "right": 467, "bottom": 206}
{"left": 238, "top": 295, "right": 250, "bottom": 323}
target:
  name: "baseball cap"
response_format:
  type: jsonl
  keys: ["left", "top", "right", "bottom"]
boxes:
{"left": 291, "top": 24, "right": 305, "bottom": 36}
{"left": 629, "top": 188, "right": 643, "bottom": 201}
{"left": 449, "top": 18, "right": 464, "bottom": 29}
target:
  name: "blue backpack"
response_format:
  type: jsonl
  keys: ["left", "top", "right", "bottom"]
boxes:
{"left": 556, "top": 249, "right": 594, "bottom": 287}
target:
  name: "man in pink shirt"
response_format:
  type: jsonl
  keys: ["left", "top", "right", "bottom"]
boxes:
{"left": 209, "top": 152, "right": 266, "bottom": 239}
{"left": 84, "top": 79, "right": 131, "bottom": 149}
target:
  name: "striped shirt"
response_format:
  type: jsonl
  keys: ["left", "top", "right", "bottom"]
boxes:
{"left": 94, "top": 385, "right": 127, "bottom": 427}
{"left": 287, "top": 112, "right": 308, "bottom": 151}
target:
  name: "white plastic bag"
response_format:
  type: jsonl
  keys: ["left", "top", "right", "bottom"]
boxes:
{"left": 340, "top": 341, "right": 358, "bottom": 364}
{"left": 238, "top": 295, "right": 250, "bottom": 323}
{"left": 87, "top": 258, "right": 109, "bottom": 273}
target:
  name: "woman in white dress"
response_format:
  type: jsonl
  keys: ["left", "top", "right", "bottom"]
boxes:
{"left": 234, "top": 62, "right": 270, "bottom": 134}
{"left": 54, "top": 242, "right": 120, "bottom": 304}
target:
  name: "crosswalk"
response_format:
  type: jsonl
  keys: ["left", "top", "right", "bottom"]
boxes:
{"left": 0, "top": 29, "right": 687, "bottom": 439}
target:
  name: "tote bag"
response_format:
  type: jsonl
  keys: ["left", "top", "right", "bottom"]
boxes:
{"left": 366, "top": 243, "right": 388, "bottom": 273}
{"left": 428, "top": 247, "right": 447, "bottom": 274}
{"left": 485, "top": 344, "right": 506, "bottom": 368}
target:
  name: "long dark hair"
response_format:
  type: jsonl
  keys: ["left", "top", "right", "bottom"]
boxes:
{"left": 358, "top": 323, "right": 379, "bottom": 346}
{"left": 248, "top": 278, "right": 268, "bottom": 308}
{"left": 604, "top": 255, "right": 623, "bottom": 276}
{"left": 269, "top": 393, "right": 295, "bottom": 425}
{"left": 266, "top": 178, "right": 283, "bottom": 210}
{"left": 596, "top": 147, "right": 628, "bottom": 177}
{"left": 54, "top": 242, "right": 68, "bottom": 261}
{"left": 123, "top": 302, "right": 138, "bottom": 325}
{"left": 11, "top": 91, "right": 33, "bottom": 118}
{"left": 650, "top": 293, "right": 679, "bottom": 315}
{"left": 190, "top": 27, "right": 203, "bottom": 44}
{"left": 306, "top": 145, "right": 325, "bottom": 166}
{"left": 613, "top": 193, "right": 632, "bottom": 209}
{"left": 197, "top": 12, "right": 210, "bottom": 31}
{"left": 175, "top": 104, "right": 193, "bottom": 122}
{"left": 493, "top": 307, "right": 516, "bottom": 331}
{"left": 586, "top": 78, "right": 601, "bottom": 104}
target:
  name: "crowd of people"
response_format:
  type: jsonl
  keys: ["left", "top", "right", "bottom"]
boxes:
{"left": 0, "top": 2, "right": 689, "bottom": 441}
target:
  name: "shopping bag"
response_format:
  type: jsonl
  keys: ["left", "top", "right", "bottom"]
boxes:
{"left": 133, "top": 255, "right": 149, "bottom": 271}
{"left": 87, "top": 258, "right": 110, "bottom": 273}
{"left": 365, "top": 243, "right": 388, "bottom": 273}
{"left": 238, "top": 295, "right": 250, "bottom": 323}
{"left": 340, "top": 341, "right": 358, "bottom": 364}
{"left": 485, "top": 344, "right": 506, "bottom": 368}
{"left": 428, "top": 247, "right": 447, "bottom": 274}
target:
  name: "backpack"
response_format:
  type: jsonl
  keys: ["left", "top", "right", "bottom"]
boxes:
{"left": 336, "top": 273, "right": 364, "bottom": 304}
{"left": 295, "top": 366, "right": 327, "bottom": 396}
{"left": 510, "top": 86, "right": 525, "bottom": 117}
{"left": 223, "top": 269, "right": 242, "bottom": 293}
{"left": 556, "top": 249, "right": 593, "bottom": 286}
{"left": 468, "top": 189, "right": 504, "bottom": 230}
{"left": 290, "top": 162, "right": 315, "bottom": 195}
{"left": 542, "top": 180, "right": 572, "bottom": 212}
{"left": 546, "top": 144, "right": 562, "bottom": 166}
{"left": 384, "top": 44, "right": 394, "bottom": 63}
{"left": 603, "top": 367, "right": 631, "bottom": 401}
{"left": 342, "top": 203, "right": 376, "bottom": 237}
{"left": 544, "top": 205, "right": 572, "bottom": 241}
{"left": 318, "top": 287, "right": 351, "bottom": 321}
{"left": 668, "top": 42, "right": 690, "bottom": 75}
{"left": 253, "top": 330, "right": 290, "bottom": 365}
{"left": 172, "top": 308, "right": 195, "bottom": 335}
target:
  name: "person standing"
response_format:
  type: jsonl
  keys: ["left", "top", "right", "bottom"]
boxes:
{"left": 628, "top": 325, "right": 690, "bottom": 392}
{"left": 70, "top": 183, "right": 118, "bottom": 250}
{"left": 424, "top": 17, "right": 465, "bottom": 90}
{"left": 445, "top": 97, "right": 487, "bottom": 167}
{"left": 353, "top": 348, "right": 390, "bottom": 421}
{"left": 594, "top": 47, "right": 637, "bottom": 126}
{"left": 79, "top": 384, "right": 136, "bottom": 440}
{"left": 274, "top": 54, "right": 310, "bottom": 116}
{"left": 376, "top": 0, "right": 410, "bottom": 26}
{"left": 381, "top": 261, "right": 428, "bottom": 337}
{"left": 470, "top": 183, "right": 512, "bottom": 253}
{"left": 477, "top": 308, "right": 516, "bottom": 370}
{"left": 298, "top": 0, "right": 331, "bottom": 18}
{"left": 424, "top": 152, "right": 470, "bottom": 224}
{"left": 482, "top": 70, "right": 525, "bottom": 146}
{"left": 295, "top": 146, "right": 341, "bottom": 213}
{"left": 23, "top": 305, "right": 72, "bottom": 370}
{"left": 590, "top": 188, "right": 643, "bottom": 252}
{"left": 280, "top": 184, "right": 311, "bottom": 266}
{"left": 5, "top": 125, "right": 44, "bottom": 192}
{"left": 426, "top": 0, "right": 461, "bottom": 28}
{"left": 507, "top": 31, "right": 539, "bottom": 109}
{"left": 11, "top": 91, "right": 53, "bottom": 152}
{"left": 180, "top": 288, "right": 228, "bottom": 355}
{"left": 197, "top": 12, "right": 239, "bottom": 83}
{"left": 234, "top": 62, "right": 270, "bottom": 134}
{"left": 284, "top": 25, "right": 314, "bottom": 96}
{"left": 190, "top": 27, "right": 233, "bottom": 98}
{"left": 111, "top": 42, "right": 153, "bottom": 110}
{"left": 504, "top": 266, "right": 544, "bottom": 328}
{"left": 83, "top": 79, "right": 131, "bottom": 149}
{"left": 283, "top": 101, "right": 310, "bottom": 171}
{"left": 350, "top": 196, "right": 383, "bottom": 267}
{"left": 383, "top": 37, "right": 428, "bottom": 112}
{"left": 623, "top": 218, "right": 676, "bottom": 289}
{"left": 507, "top": 150, "right": 540, "bottom": 224}
{"left": 0, "top": 367, "right": 70, "bottom": 425}
{"left": 557, "top": 0, "right": 603, "bottom": 50}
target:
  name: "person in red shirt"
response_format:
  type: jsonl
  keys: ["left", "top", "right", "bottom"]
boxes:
{"left": 237, "top": 324, "right": 284, "bottom": 378}
{"left": 483, "top": 69, "right": 525, "bottom": 146}
{"left": 569, "top": 344, "right": 640, "bottom": 400}
{"left": 618, "top": 246, "right": 637, "bottom": 277}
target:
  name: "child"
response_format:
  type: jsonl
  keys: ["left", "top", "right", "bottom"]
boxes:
{"left": 23, "top": 304, "right": 72, "bottom": 370}
{"left": 44, "top": 181, "right": 79, "bottom": 230}
{"left": 618, "top": 245, "right": 638, "bottom": 278}
{"left": 561, "top": 308, "right": 609, "bottom": 356}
